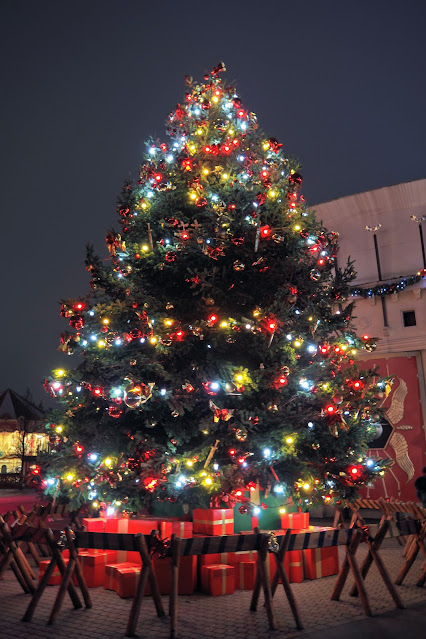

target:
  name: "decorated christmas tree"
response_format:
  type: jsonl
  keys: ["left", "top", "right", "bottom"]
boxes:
{"left": 38, "top": 62, "right": 389, "bottom": 515}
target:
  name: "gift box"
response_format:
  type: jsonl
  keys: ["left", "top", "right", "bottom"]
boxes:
{"left": 116, "top": 565, "right": 141, "bottom": 598}
{"left": 79, "top": 550, "right": 117, "bottom": 588}
{"left": 193, "top": 509, "right": 234, "bottom": 535}
{"left": 201, "top": 564, "right": 235, "bottom": 596}
{"left": 104, "top": 562, "right": 140, "bottom": 592}
{"left": 235, "top": 561, "right": 256, "bottom": 590}
{"left": 104, "top": 518, "right": 172, "bottom": 562}
{"left": 152, "top": 555, "right": 197, "bottom": 595}
{"left": 171, "top": 521, "right": 193, "bottom": 538}
{"left": 199, "top": 552, "right": 231, "bottom": 566}
{"left": 82, "top": 517, "right": 106, "bottom": 532}
{"left": 280, "top": 512, "right": 309, "bottom": 529}
{"left": 286, "top": 550, "right": 304, "bottom": 583}
{"left": 302, "top": 546, "right": 339, "bottom": 580}
{"left": 38, "top": 558, "right": 78, "bottom": 586}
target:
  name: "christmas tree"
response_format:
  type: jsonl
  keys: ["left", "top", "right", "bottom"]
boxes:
{"left": 39, "top": 62, "right": 389, "bottom": 514}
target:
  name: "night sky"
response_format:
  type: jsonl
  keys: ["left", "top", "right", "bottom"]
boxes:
{"left": 1, "top": 0, "right": 425, "bottom": 404}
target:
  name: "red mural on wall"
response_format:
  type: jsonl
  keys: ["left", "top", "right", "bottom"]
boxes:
{"left": 358, "top": 355, "right": 425, "bottom": 502}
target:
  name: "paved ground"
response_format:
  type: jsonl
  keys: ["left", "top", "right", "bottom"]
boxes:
{"left": 0, "top": 539, "right": 425, "bottom": 639}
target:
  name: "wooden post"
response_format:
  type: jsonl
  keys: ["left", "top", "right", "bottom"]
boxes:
{"left": 257, "top": 534, "right": 276, "bottom": 630}
{"left": 270, "top": 530, "right": 303, "bottom": 629}
{"left": 65, "top": 527, "right": 92, "bottom": 609}
{"left": 126, "top": 533, "right": 165, "bottom": 637}
{"left": 170, "top": 535, "right": 181, "bottom": 639}
{"left": 46, "top": 529, "right": 82, "bottom": 610}
{"left": 23, "top": 557, "right": 58, "bottom": 622}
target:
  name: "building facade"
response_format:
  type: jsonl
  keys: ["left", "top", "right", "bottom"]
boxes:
{"left": 313, "top": 178, "right": 426, "bottom": 501}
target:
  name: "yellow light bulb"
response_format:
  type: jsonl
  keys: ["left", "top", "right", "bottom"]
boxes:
{"left": 228, "top": 129, "right": 234, "bottom": 135}
{"left": 303, "top": 483, "right": 310, "bottom": 491}
{"left": 200, "top": 471, "right": 207, "bottom": 477}
{"left": 102, "top": 318, "right": 109, "bottom": 325}
{"left": 164, "top": 319, "right": 173, "bottom": 327}
{"left": 104, "top": 458, "right": 112, "bottom": 466}
{"left": 286, "top": 437, "right": 294, "bottom": 444}
{"left": 253, "top": 309, "right": 260, "bottom": 317}
{"left": 220, "top": 321, "right": 228, "bottom": 328}
{"left": 141, "top": 202, "right": 147, "bottom": 209}
{"left": 294, "top": 340, "right": 302, "bottom": 348}
{"left": 56, "top": 369, "right": 65, "bottom": 377}
{"left": 203, "top": 168, "right": 209, "bottom": 175}
{"left": 279, "top": 507, "right": 286, "bottom": 514}
{"left": 235, "top": 374, "right": 244, "bottom": 382}
{"left": 141, "top": 244, "right": 149, "bottom": 252}
{"left": 186, "top": 460, "right": 193, "bottom": 467}
{"left": 55, "top": 425, "right": 63, "bottom": 433}
{"left": 66, "top": 474, "right": 73, "bottom": 481}
{"left": 150, "top": 336, "right": 158, "bottom": 344}
{"left": 263, "top": 142, "right": 269, "bottom": 150}
{"left": 202, "top": 430, "right": 209, "bottom": 435}
{"left": 308, "top": 316, "right": 313, "bottom": 321}
{"left": 92, "top": 501, "right": 99, "bottom": 508}
{"left": 204, "top": 477, "right": 212, "bottom": 485}
{"left": 98, "top": 340, "right": 105, "bottom": 348}
{"left": 351, "top": 349, "right": 357, "bottom": 355}
{"left": 222, "top": 173, "right": 228, "bottom": 180}
{"left": 212, "top": 96, "right": 219, "bottom": 103}
{"left": 115, "top": 501, "right": 121, "bottom": 506}
{"left": 294, "top": 225, "right": 301, "bottom": 231}
{"left": 190, "top": 193, "right": 197, "bottom": 200}
{"left": 269, "top": 190, "right": 276, "bottom": 198}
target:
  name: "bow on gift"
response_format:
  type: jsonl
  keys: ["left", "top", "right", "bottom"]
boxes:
{"left": 209, "top": 400, "right": 234, "bottom": 422}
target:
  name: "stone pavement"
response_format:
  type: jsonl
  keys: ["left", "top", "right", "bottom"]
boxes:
{"left": 0, "top": 540, "right": 425, "bottom": 639}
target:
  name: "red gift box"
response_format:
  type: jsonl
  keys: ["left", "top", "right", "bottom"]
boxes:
{"left": 280, "top": 512, "right": 309, "bottom": 529}
{"left": 302, "top": 546, "right": 339, "bottom": 579}
{"left": 193, "top": 509, "right": 234, "bottom": 535}
{"left": 286, "top": 550, "right": 304, "bottom": 583}
{"left": 38, "top": 558, "right": 77, "bottom": 586}
{"left": 229, "top": 550, "right": 257, "bottom": 564}
{"left": 151, "top": 555, "right": 197, "bottom": 595}
{"left": 235, "top": 561, "right": 256, "bottom": 589}
{"left": 201, "top": 564, "right": 235, "bottom": 596}
{"left": 116, "top": 565, "right": 141, "bottom": 598}
{"left": 82, "top": 517, "right": 106, "bottom": 532}
{"left": 171, "top": 521, "right": 193, "bottom": 538}
{"left": 104, "top": 562, "right": 139, "bottom": 591}
{"left": 104, "top": 518, "right": 172, "bottom": 562}
{"left": 199, "top": 552, "right": 231, "bottom": 567}
{"left": 79, "top": 550, "right": 117, "bottom": 588}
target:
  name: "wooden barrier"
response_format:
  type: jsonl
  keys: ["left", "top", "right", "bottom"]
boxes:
{"left": 3, "top": 511, "right": 423, "bottom": 639}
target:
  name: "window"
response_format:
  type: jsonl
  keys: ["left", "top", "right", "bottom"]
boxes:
{"left": 402, "top": 310, "right": 416, "bottom": 327}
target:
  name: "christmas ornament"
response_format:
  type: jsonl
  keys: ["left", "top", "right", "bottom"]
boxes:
{"left": 310, "top": 269, "right": 321, "bottom": 281}
{"left": 233, "top": 260, "right": 245, "bottom": 271}
{"left": 124, "top": 379, "right": 154, "bottom": 408}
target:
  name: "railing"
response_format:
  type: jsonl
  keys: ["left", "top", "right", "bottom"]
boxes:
{"left": 0, "top": 473, "right": 21, "bottom": 488}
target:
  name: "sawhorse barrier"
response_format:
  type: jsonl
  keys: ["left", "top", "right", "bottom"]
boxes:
{"left": 1, "top": 517, "right": 423, "bottom": 639}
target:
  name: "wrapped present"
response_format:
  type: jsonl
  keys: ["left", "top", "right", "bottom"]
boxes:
{"left": 116, "top": 565, "right": 141, "bottom": 598}
{"left": 193, "top": 509, "right": 234, "bottom": 535}
{"left": 104, "top": 518, "right": 172, "bottom": 562}
{"left": 302, "top": 546, "right": 339, "bottom": 580}
{"left": 280, "top": 512, "right": 309, "bottom": 529}
{"left": 199, "top": 552, "right": 231, "bottom": 566}
{"left": 228, "top": 550, "right": 257, "bottom": 565}
{"left": 201, "top": 564, "right": 235, "bottom": 596}
{"left": 104, "top": 562, "right": 140, "bottom": 592}
{"left": 286, "top": 550, "right": 304, "bottom": 583}
{"left": 171, "top": 521, "right": 193, "bottom": 538}
{"left": 152, "top": 555, "right": 197, "bottom": 595}
{"left": 82, "top": 517, "right": 106, "bottom": 532}
{"left": 38, "top": 558, "right": 77, "bottom": 586}
{"left": 235, "top": 561, "right": 256, "bottom": 590}
{"left": 79, "top": 550, "right": 117, "bottom": 588}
